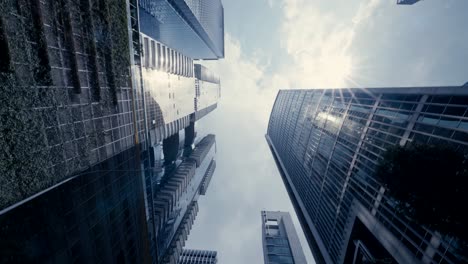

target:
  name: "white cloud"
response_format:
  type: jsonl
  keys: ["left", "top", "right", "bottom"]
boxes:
{"left": 279, "top": 0, "right": 383, "bottom": 88}
{"left": 187, "top": 36, "right": 288, "bottom": 263}
{"left": 187, "top": 2, "right": 387, "bottom": 263}
{"left": 266, "top": 0, "right": 274, "bottom": 8}
{"left": 203, "top": 35, "right": 278, "bottom": 127}
{"left": 353, "top": 0, "right": 382, "bottom": 25}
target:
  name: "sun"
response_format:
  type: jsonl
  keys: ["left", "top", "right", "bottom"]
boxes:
{"left": 319, "top": 52, "right": 353, "bottom": 88}
{"left": 294, "top": 49, "right": 355, "bottom": 88}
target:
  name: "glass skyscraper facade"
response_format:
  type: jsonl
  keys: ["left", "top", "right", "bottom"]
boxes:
{"left": 0, "top": 0, "right": 223, "bottom": 263}
{"left": 139, "top": 0, "right": 224, "bottom": 59}
{"left": 0, "top": 147, "right": 150, "bottom": 264}
{"left": 266, "top": 87, "right": 468, "bottom": 264}
{"left": 179, "top": 249, "right": 218, "bottom": 264}
{"left": 261, "top": 211, "right": 307, "bottom": 264}
{"left": 155, "top": 134, "right": 217, "bottom": 264}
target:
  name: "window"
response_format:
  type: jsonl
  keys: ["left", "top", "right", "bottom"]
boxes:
{"left": 452, "top": 131, "right": 468, "bottom": 142}
{"left": 171, "top": 49, "right": 175, "bottom": 73}
{"left": 166, "top": 48, "right": 170, "bottom": 73}
{"left": 429, "top": 95, "right": 452, "bottom": 104}
{"left": 444, "top": 106, "right": 467, "bottom": 117}
{"left": 433, "top": 127, "right": 454, "bottom": 138}
{"left": 157, "top": 43, "right": 161, "bottom": 69}
{"left": 267, "top": 245, "right": 291, "bottom": 255}
{"left": 180, "top": 54, "right": 183, "bottom": 75}
{"left": 174, "top": 51, "right": 178, "bottom": 74}
{"left": 438, "top": 116, "right": 460, "bottom": 128}
{"left": 189, "top": 59, "right": 193, "bottom": 76}
{"left": 423, "top": 104, "right": 445, "bottom": 114}
{"left": 459, "top": 120, "right": 468, "bottom": 131}
{"left": 151, "top": 40, "right": 156, "bottom": 68}
{"left": 265, "top": 237, "right": 289, "bottom": 246}
{"left": 266, "top": 228, "right": 279, "bottom": 236}
{"left": 168, "top": 48, "right": 173, "bottom": 73}
{"left": 179, "top": 53, "right": 183, "bottom": 75}
{"left": 143, "top": 37, "right": 149, "bottom": 68}
{"left": 182, "top": 56, "right": 186, "bottom": 76}
{"left": 175, "top": 51, "right": 178, "bottom": 74}
{"left": 418, "top": 114, "right": 439, "bottom": 125}
{"left": 176, "top": 52, "right": 180, "bottom": 74}
{"left": 268, "top": 255, "right": 294, "bottom": 264}
{"left": 265, "top": 219, "right": 278, "bottom": 225}
{"left": 162, "top": 46, "right": 166, "bottom": 71}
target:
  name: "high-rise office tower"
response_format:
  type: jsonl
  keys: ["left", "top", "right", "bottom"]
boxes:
{"left": 139, "top": 0, "right": 224, "bottom": 59}
{"left": 266, "top": 88, "right": 468, "bottom": 264}
{"left": 178, "top": 249, "right": 218, "bottom": 264}
{"left": 155, "top": 134, "right": 217, "bottom": 263}
{"left": 0, "top": 0, "right": 223, "bottom": 263}
{"left": 261, "top": 211, "right": 307, "bottom": 264}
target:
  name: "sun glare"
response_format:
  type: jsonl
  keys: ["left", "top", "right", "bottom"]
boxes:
{"left": 320, "top": 52, "right": 353, "bottom": 87}
{"left": 296, "top": 49, "right": 355, "bottom": 88}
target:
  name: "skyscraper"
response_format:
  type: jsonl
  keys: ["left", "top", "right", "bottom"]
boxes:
{"left": 179, "top": 249, "right": 218, "bottom": 264}
{"left": 266, "top": 87, "right": 468, "bottom": 264}
{"left": 261, "top": 211, "right": 307, "bottom": 264}
{"left": 139, "top": 0, "right": 224, "bottom": 59}
{"left": 0, "top": 0, "right": 223, "bottom": 263}
{"left": 156, "top": 134, "right": 217, "bottom": 263}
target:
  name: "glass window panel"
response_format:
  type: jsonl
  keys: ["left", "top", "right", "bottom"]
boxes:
{"left": 412, "top": 133, "right": 429, "bottom": 144}
{"left": 269, "top": 255, "right": 294, "bottom": 264}
{"left": 381, "top": 94, "right": 405, "bottom": 101}
{"left": 157, "top": 43, "right": 161, "bottom": 69}
{"left": 267, "top": 245, "right": 291, "bottom": 255}
{"left": 452, "top": 131, "right": 468, "bottom": 143}
{"left": 265, "top": 219, "right": 278, "bottom": 225}
{"left": 433, "top": 127, "right": 454, "bottom": 138}
{"left": 179, "top": 53, "right": 182, "bottom": 74}
{"left": 174, "top": 52, "right": 178, "bottom": 74}
{"left": 177, "top": 52, "right": 181, "bottom": 74}
{"left": 171, "top": 50, "right": 175, "bottom": 73}
{"left": 403, "top": 95, "right": 422, "bottom": 102}
{"left": 162, "top": 47, "right": 166, "bottom": 71}
{"left": 400, "top": 103, "right": 416, "bottom": 111}
{"left": 438, "top": 117, "right": 459, "bottom": 128}
{"left": 182, "top": 56, "right": 186, "bottom": 76}
{"left": 143, "top": 37, "right": 149, "bottom": 68}
{"left": 444, "top": 106, "right": 467, "bottom": 117}
{"left": 354, "top": 92, "right": 372, "bottom": 99}
{"left": 459, "top": 120, "right": 468, "bottom": 131}
{"left": 166, "top": 48, "right": 170, "bottom": 72}
{"left": 450, "top": 96, "right": 468, "bottom": 105}
{"left": 418, "top": 114, "right": 439, "bottom": 125}
{"left": 414, "top": 123, "right": 434, "bottom": 134}
{"left": 174, "top": 50, "right": 179, "bottom": 74}
{"left": 266, "top": 229, "right": 280, "bottom": 236}
{"left": 430, "top": 95, "right": 452, "bottom": 104}
{"left": 150, "top": 40, "right": 156, "bottom": 68}
{"left": 170, "top": 50, "right": 173, "bottom": 73}
{"left": 425, "top": 105, "right": 445, "bottom": 114}
{"left": 265, "top": 237, "right": 289, "bottom": 246}
{"left": 388, "top": 102, "right": 402, "bottom": 109}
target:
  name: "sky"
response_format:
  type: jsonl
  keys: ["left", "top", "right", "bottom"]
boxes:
{"left": 185, "top": 0, "right": 468, "bottom": 263}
